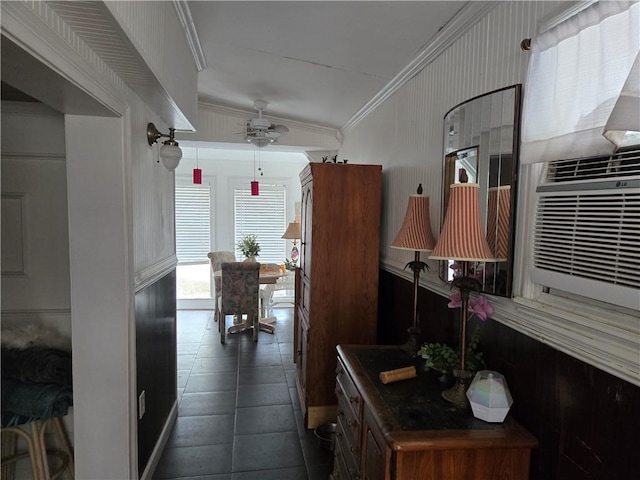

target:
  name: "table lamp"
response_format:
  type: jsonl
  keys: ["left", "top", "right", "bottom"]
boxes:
{"left": 429, "top": 180, "right": 497, "bottom": 409}
{"left": 391, "top": 184, "right": 437, "bottom": 355}
{"left": 486, "top": 186, "right": 511, "bottom": 262}
{"left": 281, "top": 221, "right": 301, "bottom": 264}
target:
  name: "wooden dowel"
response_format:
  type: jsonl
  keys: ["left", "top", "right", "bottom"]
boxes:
{"left": 379, "top": 366, "right": 417, "bottom": 384}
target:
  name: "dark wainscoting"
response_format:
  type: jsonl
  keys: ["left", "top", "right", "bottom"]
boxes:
{"left": 377, "top": 269, "right": 640, "bottom": 480}
{"left": 135, "top": 270, "right": 177, "bottom": 478}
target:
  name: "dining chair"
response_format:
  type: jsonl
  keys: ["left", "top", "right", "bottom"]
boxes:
{"left": 217, "top": 262, "right": 260, "bottom": 344}
{"left": 265, "top": 271, "right": 295, "bottom": 316}
{"left": 207, "top": 251, "right": 236, "bottom": 322}
{"left": 258, "top": 263, "right": 282, "bottom": 317}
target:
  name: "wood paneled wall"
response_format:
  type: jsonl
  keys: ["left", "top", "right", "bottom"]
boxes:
{"left": 378, "top": 270, "right": 640, "bottom": 480}
{"left": 135, "top": 270, "right": 177, "bottom": 477}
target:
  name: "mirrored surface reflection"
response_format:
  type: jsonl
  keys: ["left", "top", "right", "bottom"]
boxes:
{"left": 439, "top": 85, "right": 522, "bottom": 297}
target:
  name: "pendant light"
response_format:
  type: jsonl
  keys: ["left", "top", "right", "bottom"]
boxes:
{"left": 193, "top": 149, "right": 202, "bottom": 184}
{"left": 251, "top": 149, "right": 259, "bottom": 196}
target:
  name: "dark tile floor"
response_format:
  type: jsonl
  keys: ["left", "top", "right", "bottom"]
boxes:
{"left": 154, "top": 308, "right": 334, "bottom": 480}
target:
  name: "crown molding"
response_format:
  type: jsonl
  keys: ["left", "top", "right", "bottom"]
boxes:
{"left": 173, "top": 0, "right": 207, "bottom": 72}
{"left": 341, "top": 1, "right": 497, "bottom": 133}
{"left": 537, "top": 0, "right": 597, "bottom": 34}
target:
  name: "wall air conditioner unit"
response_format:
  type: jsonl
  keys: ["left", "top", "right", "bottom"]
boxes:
{"left": 531, "top": 148, "right": 640, "bottom": 311}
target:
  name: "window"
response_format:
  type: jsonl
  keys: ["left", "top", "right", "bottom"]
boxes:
{"left": 175, "top": 183, "right": 211, "bottom": 299}
{"left": 234, "top": 184, "right": 286, "bottom": 263}
{"left": 521, "top": 1, "right": 639, "bottom": 164}
{"left": 520, "top": 0, "right": 640, "bottom": 311}
{"left": 512, "top": 1, "right": 640, "bottom": 387}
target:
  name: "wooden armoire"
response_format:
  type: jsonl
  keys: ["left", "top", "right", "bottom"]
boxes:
{"left": 294, "top": 162, "right": 382, "bottom": 428}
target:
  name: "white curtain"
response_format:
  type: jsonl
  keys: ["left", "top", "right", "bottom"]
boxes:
{"left": 521, "top": 1, "right": 640, "bottom": 164}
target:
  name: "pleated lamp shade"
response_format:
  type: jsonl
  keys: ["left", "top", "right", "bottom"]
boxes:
{"left": 391, "top": 195, "right": 436, "bottom": 252}
{"left": 281, "top": 222, "right": 301, "bottom": 240}
{"left": 430, "top": 183, "right": 497, "bottom": 262}
{"left": 486, "top": 186, "right": 511, "bottom": 261}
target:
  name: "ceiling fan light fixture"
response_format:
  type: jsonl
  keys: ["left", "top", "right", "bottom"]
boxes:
{"left": 243, "top": 99, "right": 289, "bottom": 148}
{"left": 248, "top": 137, "right": 274, "bottom": 148}
{"left": 251, "top": 117, "right": 271, "bottom": 130}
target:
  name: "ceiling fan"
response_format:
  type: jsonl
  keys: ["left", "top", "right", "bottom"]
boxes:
{"left": 244, "top": 99, "right": 289, "bottom": 148}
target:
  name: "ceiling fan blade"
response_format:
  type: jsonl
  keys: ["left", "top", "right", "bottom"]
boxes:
{"left": 271, "top": 124, "right": 289, "bottom": 134}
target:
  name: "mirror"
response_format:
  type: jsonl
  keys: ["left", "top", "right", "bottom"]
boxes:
{"left": 440, "top": 84, "right": 522, "bottom": 297}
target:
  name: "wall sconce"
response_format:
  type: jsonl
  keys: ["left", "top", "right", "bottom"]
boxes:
{"left": 147, "top": 122, "right": 183, "bottom": 171}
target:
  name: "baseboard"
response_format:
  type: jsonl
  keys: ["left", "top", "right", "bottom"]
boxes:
{"left": 139, "top": 400, "right": 178, "bottom": 480}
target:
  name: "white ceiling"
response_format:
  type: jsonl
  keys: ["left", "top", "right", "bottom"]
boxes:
{"left": 189, "top": 1, "right": 467, "bottom": 130}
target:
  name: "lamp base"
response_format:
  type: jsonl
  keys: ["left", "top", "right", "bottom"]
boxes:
{"left": 400, "top": 326, "right": 421, "bottom": 356}
{"left": 441, "top": 368, "right": 474, "bottom": 409}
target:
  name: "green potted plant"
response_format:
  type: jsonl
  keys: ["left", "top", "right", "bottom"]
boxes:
{"left": 418, "top": 342, "right": 459, "bottom": 383}
{"left": 237, "top": 234, "right": 260, "bottom": 261}
{"left": 418, "top": 325, "right": 485, "bottom": 383}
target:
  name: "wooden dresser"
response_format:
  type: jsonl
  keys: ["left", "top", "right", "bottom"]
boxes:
{"left": 334, "top": 345, "right": 538, "bottom": 480}
{"left": 295, "top": 163, "right": 381, "bottom": 428}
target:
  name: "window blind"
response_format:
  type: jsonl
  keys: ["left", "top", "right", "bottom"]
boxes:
{"left": 176, "top": 183, "right": 211, "bottom": 264}
{"left": 234, "top": 184, "right": 286, "bottom": 263}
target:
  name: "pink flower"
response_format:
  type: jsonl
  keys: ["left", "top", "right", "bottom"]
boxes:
{"left": 447, "top": 292, "right": 462, "bottom": 308}
{"left": 468, "top": 295, "right": 494, "bottom": 321}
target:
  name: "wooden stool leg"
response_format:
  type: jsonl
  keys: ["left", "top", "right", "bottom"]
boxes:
{"left": 1, "top": 428, "right": 17, "bottom": 479}
{"left": 31, "top": 420, "right": 50, "bottom": 479}
{"left": 51, "top": 417, "right": 74, "bottom": 479}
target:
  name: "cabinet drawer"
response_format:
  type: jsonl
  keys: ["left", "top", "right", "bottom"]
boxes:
{"left": 336, "top": 377, "right": 360, "bottom": 448}
{"left": 335, "top": 420, "right": 361, "bottom": 480}
{"left": 331, "top": 439, "right": 349, "bottom": 480}
{"left": 337, "top": 416, "right": 361, "bottom": 476}
{"left": 336, "top": 359, "right": 361, "bottom": 419}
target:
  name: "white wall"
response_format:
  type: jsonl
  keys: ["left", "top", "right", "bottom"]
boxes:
{"left": 340, "top": 0, "right": 563, "bottom": 278}
{"left": 1, "top": 102, "right": 70, "bottom": 333}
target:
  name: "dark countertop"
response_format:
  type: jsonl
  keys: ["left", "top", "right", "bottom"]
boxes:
{"left": 351, "top": 346, "right": 508, "bottom": 433}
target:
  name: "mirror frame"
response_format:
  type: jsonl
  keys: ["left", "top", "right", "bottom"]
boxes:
{"left": 439, "top": 84, "right": 522, "bottom": 297}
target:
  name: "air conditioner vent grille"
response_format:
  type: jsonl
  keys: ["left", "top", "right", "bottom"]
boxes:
{"left": 533, "top": 191, "right": 640, "bottom": 289}
{"left": 546, "top": 148, "right": 640, "bottom": 183}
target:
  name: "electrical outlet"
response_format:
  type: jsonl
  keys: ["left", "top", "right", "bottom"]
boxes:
{"left": 139, "top": 390, "right": 146, "bottom": 419}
